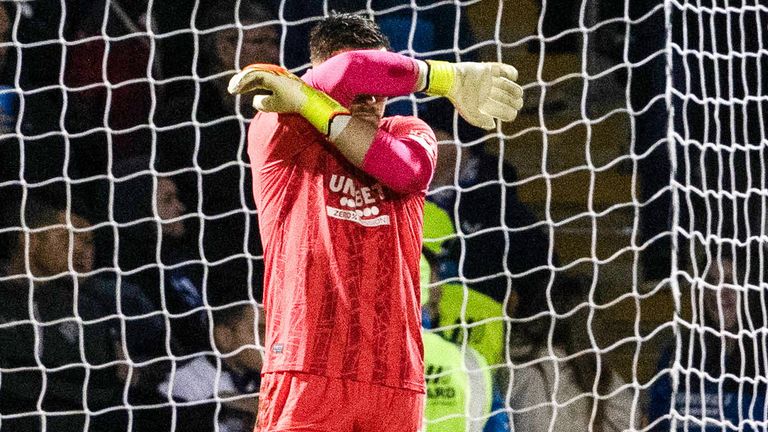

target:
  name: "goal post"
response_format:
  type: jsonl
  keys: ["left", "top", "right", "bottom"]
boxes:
{"left": 0, "top": 0, "right": 766, "bottom": 431}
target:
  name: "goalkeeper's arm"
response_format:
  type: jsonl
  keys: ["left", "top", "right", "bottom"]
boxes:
{"left": 303, "top": 49, "right": 525, "bottom": 130}
{"left": 301, "top": 50, "right": 425, "bottom": 108}
{"left": 229, "top": 65, "right": 435, "bottom": 194}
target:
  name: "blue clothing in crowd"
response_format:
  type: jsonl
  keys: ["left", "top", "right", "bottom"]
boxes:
{"left": 648, "top": 342, "right": 767, "bottom": 431}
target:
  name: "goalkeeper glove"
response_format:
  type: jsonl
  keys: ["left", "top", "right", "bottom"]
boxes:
{"left": 228, "top": 63, "right": 350, "bottom": 137}
{"left": 423, "top": 60, "right": 524, "bottom": 130}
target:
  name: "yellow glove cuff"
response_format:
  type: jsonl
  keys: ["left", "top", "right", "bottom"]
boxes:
{"left": 299, "top": 86, "right": 350, "bottom": 136}
{"left": 424, "top": 60, "right": 455, "bottom": 96}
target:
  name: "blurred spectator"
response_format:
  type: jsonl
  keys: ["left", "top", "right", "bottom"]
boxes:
{"left": 423, "top": 205, "right": 512, "bottom": 431}
{"left": 213, "top": 303, "right": 265, "bottom": 389}
{"left": 86, "top": 269, "right": 170, "bottom": 395}
{"left": 0, "top": 3, "right": 20, "bottom": 215}
{"left": 0, "top": 198, "right": 127, "bottom": 432}
{"left": 151, "top": 0, "right": 279, "bottom": 102}
{"left": 197, "top": 1, "right": 280, "bottom": 113}
{"left": 157, "top": 0, "right": 279, "bottom": 129}
{"left": 430, "top": 135, "right": 556, "bottom": 306}
{"left": 153, "top": 0, "right": 270, "bottom": 274}
{"left": 631, "top": 1, "right": 768, "bottom": 280}
{"left": 157, "top": 302, "right": 265, "bottom": 432}
{"left": 647, "top": 245, "right": 767, "bottom": 431}
{"left": 421, "top": 252, "right": 506, "bottom": 432}
{"left": 111, "top": 156, "right": 209, "bottom": 357}
{"left": 2, "top": 2, "right": 75, "bottom": 218}
{"left": 1, "top": 1, "right": 155, "bottom": 236}
{"left": 64, "top": 0, "right": 153, "bottom": 161}
{"left": 423, "top": 330, "right": 495, "bottom": 432}
{"left": 422, "top": 201, "right": 508, "bottom": 368}
{"left": 0, "top": 3, "right": 16, "bottom": 134}
{"left": 501, "top": 272, "right": 638, "bottom": 432}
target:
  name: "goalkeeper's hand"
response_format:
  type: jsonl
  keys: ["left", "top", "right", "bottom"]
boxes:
{"left": 423, "top": 61, "right": 524, "bottom": 130}
{"left": 228, "top": 63, "right": 349, "bottom": 136}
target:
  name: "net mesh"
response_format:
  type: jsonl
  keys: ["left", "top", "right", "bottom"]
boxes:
{"left": 0, "top": 0, "right": 765, "bottom": 431}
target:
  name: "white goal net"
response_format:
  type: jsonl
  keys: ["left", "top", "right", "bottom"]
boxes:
{"left": 0, "top": 0, "right": 765, "bottom": 431}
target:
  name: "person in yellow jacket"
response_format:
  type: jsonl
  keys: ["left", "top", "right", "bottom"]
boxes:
{"left": 421, "top": 254, "right": 499, "bottom": 432}
{"left": 422, "top": 201, "right": 507, "bottom": 368}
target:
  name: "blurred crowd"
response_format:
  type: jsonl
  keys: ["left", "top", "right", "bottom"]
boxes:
{"left": 0, "top": 1, "right": 766, "bottom": 432}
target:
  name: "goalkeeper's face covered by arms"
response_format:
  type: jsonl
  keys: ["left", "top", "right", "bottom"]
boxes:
{"left": 350, "top": 93, "right": 387, "bottom": 119}
{"left": 324, "top": 46, "right": 389, "bottom": 120}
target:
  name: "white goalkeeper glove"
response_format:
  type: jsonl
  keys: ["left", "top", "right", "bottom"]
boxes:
{"left": 228, "top": 63, "right": 350, "bottom": 136}
{"left": 423, "top": 60, "right": 524, "bottom": 130}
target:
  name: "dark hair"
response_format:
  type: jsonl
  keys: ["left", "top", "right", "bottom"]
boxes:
{"left": 197, "top": 0, "right": 277, "bottom": 71}
{"left": 309, "top": 12, "right": 391, "bottom": 64}
{"left": 690, "top": 241, "right": 765, "bottom": 383}
{"left": 22, "top": 197, "right": 66, "bottom": 230}
{"left": 516, "top": 272, "right": 593, "bottom": 347}
{"left": 1, "top": 197, "right": 70, "bottom": 256}
{"left": 697, "top": 242, "right": 751, "bottom": 283}
{"left": 513, "top": 271, "right": 615, "bottom": 430}
{"left": 212, "top": 303, "right": 252, "bottom": 329}
{"left": 197, "top": 0, "right": 275, "bottom": 30}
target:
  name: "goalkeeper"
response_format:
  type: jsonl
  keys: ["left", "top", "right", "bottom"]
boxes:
{"left": 229, "top": 12, "right": 523, "bottom": 431}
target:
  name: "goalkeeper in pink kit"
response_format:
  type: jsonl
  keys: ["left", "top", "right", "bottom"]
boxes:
{"left": 228, "top": 13, "right": 523, "bottom": 431}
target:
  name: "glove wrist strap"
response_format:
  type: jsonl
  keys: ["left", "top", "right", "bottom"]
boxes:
{"left": 299, "top": 87, "right": 351, "bottom": 136}
{"left": 424, "top": 60, "right": 454, "bottom": 96}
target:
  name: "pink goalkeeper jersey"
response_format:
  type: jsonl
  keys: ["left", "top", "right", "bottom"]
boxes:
{"left": 248, "top": 112, "right": 436, "bottom": 392}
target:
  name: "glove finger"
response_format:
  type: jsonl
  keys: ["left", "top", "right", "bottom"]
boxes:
{"left": 512, "top": 96, "right": 523, "bottom": 111}
{"left": 259, "top": 73, "right": 290, "bottom": 91}
{"left": 229, "top": 69, "right": 258, "bottom": 94}
{"left": 252, "top": 95, "right": 278, "bottom": 112}
{"left": 459, "top": 108, "right": 496, "bottom": 130}
{"left": 493, "top": 63, "right": 518, "bottom": 82}
{"left": 228, "top": 69, "right": 271, "bottom": 95}
{"left": 243, "top": 63, "right": 291, "bottom": 76}
{"left": 488, "top": 87, "right": 524, "bottom": 111}
{"left": 493, "top": 76, "right": 524, "bottom": 99}
{"left": 229, "top": 69, "right": 289, "bottom": 95}
{"left": 480, "top": 98, "right": 519, "bottom": 122}
{"left": 488, "top": 87, "right": 520, "bottom": 110}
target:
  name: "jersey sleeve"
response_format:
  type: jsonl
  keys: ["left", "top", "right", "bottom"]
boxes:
{"left": 385, "top": 116, "right": 439, "bottom": 176}
{"left": 360, "top": 116, "right": 438, "bottom": 195}
{"left": 301, "top": 50, "right": 422, "bottom": 107}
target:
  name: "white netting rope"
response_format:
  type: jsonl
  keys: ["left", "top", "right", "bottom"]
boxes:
{"left": 669, "top": 1, "right": 768, "bottom": 431}
{"left": 0, "top": 1, "right": 766, "bottom": 431}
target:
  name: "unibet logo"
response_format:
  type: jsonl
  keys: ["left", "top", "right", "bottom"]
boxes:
{"left": 329, "top": 174, "right": 386, "bottom": 207}
{"left": 327, "top": 174, "right": 390, "bottom": 226}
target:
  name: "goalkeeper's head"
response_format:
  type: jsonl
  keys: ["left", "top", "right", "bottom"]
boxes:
{"left": 309, "top": 12, "right": 391, "bottom": 65}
